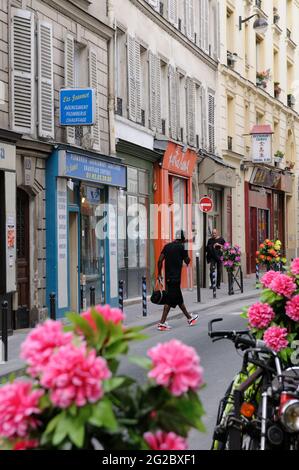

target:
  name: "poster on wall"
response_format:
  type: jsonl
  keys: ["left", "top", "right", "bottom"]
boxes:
{"left": 251, "top": 134, "right": 272, "bottom": 164}
{"left": 57, "top": 179, "right": 68, "bottom": 309}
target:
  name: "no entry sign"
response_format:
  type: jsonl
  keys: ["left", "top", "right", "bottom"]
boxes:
{"left": 199, "top": 196, "right": 213, "bottom": 213}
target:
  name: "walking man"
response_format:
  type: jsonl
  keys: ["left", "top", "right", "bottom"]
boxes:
{"left": 206, "top": 228, "right": 225, "bottom": 289}
{"left": 157, "top": 230, "right": 199, "bottom": 331}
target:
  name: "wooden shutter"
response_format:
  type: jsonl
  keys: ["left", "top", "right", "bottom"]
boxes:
{"left": 208, "top": 93, "right": 215, "bottom": 153}
{"left": 11, "top": 9, "right": 34, "bottom": 134}
{"left": 148, "top": 0, "right": 160, "bottom": 11}
{"left": 201, "top": 86, "right": 207, "bottom": 149}
{"left": 64, "top": 34, "right": 75, "bottom": 144}
{"left": 127, "top": 35, "right": 136, "bottom": 122}
{"left": 135, "top": 40, "right": 142, "bottom": 124}
{"left": 168, "top": 0, "right": 178, "bottom": 26}
{"left": 89, "top": 48, "right": 100, "bottom": 151}
{"left": 149, "top": 51, "right": 156, "bottom": 129}
{"left": 169, "top": 65, "right": 177, "bottom": 140}
{"left": 38, "top": 21, "right": 54, "bottom": 139}
{"left": 186, "top": 78, "right": 195, "bottom": 146}
{"left": 155, "top": 56, "right": 162, "bottom": 132}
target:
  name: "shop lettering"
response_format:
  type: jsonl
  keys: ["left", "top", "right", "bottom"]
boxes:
{"left": 168, "top": 151, "right": 190, "bottom": 173}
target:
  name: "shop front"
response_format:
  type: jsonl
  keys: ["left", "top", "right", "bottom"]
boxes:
{"left": 46, "top": 150, "right": 126, "bottom": 318}
{"left": 245, "top": 167, "right": 293, "bottom": 274}
{"left": 154, "top": 142, "right": 197, "bottom": 289}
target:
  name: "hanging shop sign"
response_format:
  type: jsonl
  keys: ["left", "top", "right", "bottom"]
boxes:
{"left": 250, "top": 167, "right": 281, "bottom": 189}
{"left": 59, "top": 88, "right": 95, "bottom": 126}
{"left": 251, "top": 125, "right": 273, "bottom": 164}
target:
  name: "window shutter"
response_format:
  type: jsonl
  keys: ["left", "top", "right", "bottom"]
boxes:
{"left": 149, "top": 51, "right": 156, "bottom": 129}
{"left": 155, "top": 56, "right": 162, "bottom": 132}
{"left": 64, "top": 34, "right": 75, "bottom": 144}
{"left": 11, "top": 9, "right": 34, "bottom": 134}
{"left": 186, "top": 78, "right": 195, "bottom": 147}
{"left": 208, "top": 93, "right": 215, "bottom": 153}
{"left": 135, "top": 40, "right": 142, "bottom": 124}
{"left": 185, "top": 0, "right": 194, "bottom": 41}
{"left": 148, "top": 0, "right": 160, "bottom": 11}
{"left": 37, "top": 21, "right": 54, "bottom": 139}
{"left": 169, "top": 65, "right": 177, "bottom": 140}
{"left": 168, "top": 0, "right": 178, "bottom": 26}
{"left": 89, "top": 48, "right": 100, "bottom": 151}
{"left": 176, "top": 72, "right": 181, "bottom": 139}
{"left": 127, "top": 35, "right": 136, "bottom": 122}
{"left": 201, "top": 86, "right": 207, "bottom": 149}
{"left": 216, "top": 1, "right": 220, "bottom": 59}
{"left": 204, "top": 0, "right": 209, "bottom": 53}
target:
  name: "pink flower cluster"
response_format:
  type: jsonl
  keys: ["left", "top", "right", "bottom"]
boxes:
{"left": 21, "top": 320, "right": 73, "bottom": 377}
{"left": 261, "top": 271, "right": 279, "bottom": 289}
{"left": 248, "top": 302, "right": 275, "bottom": 329}
{"left": 13, "top": 439, "right": 39, "bottom": 451}
{"left": 0, "top": 381, "right": 43, "bottom": 439}
{"left": 81, "top": 304, "right": 125, "bottom": 331}
{"left": 286, "top": 295, "right": 299, "bottom": 322}
{"left": 144, "top": 431, "right": 188, "bottom": 450}
{"left": 147, "top": 340, "right": 203, "bottom": 397}
{"left": 268, "top": 273, "right": 296, "bottom": 299}
{"left": 41, "top": 343, "right": 111, "bottom": 408}
{"left": 291, "top": 258, "right": 299, "bottom": 276}
{"left": 264, "top": 326, "right": 289, "bottom": 352}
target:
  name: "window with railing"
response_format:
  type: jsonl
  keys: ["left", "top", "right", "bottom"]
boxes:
{"left": 227, "top": 136, "right": 233, "bottom": 151}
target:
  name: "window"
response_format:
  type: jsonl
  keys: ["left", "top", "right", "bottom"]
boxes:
{"left": 116, "top": 29, "right": 127, "bottom": 117}
{"left": 199, "top": 0, "right": 209, "bottom": 53}
{"left": 227, "top": 95, "right": 234, "bottom": 150}
{"left": 168, "top": 0, "right": 178, "bottom": 26}
{"left": 207, "top": 188, "right": 222, "bottom": 237}
{"left": 127, "top": 35, "right": 142, "bottom": 124}
{"left": 184, "top": 0, "right": 194, "bottom": 41}
{"left": 161, "top": 60, "right": 169, "bottom": 136}
{"left": 168, "top": 65, "right": 179, "bottom": 140}
{"left": 149, "top": 52, "right": 162, "bottom": 132}
{"left": 195, "top": 84, "right": 202, "bottom": 147}
{"left": 226, "top": 8, "right": 234, "bottom": 54}
{"left": 178, "top": 73, "right": 186, "bottom": 142}
{"left": 186, "top": 77, "right": 196, "bottom": 146}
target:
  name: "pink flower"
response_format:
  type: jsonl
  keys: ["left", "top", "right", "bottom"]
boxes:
{"left": 0, "top": 381, "right": 43, "bottom": 439}
{"left": 247, "top": 303, "right": 275, "bottom": 329}
{"left": 286, "top": 295, "right": 299, "bottom": 322}
{"left": 291, "top": 258, "right": 299, "bottom": 276}
{"left": 144, "top": 431, "right": 188, "bottom": 450}
{"left": 40, "top": 342, "right": 111, "bottom": 408}
{"left": 147, "top": 340, "right": 204, "bottom": 396}
{"left": 269, "top": 274, "right": 296, "bottom": 299}
{"left": 261, "top": 271, "right": 279, "bottom": 289}
{"left": 81, "top": 304, "right": 125, "bottom": 331}
{"left": 235, "top": 257, "right": 241, "bottom": 262}
{"left": 13, "top": 439, "right": 39, "bottom": 450}
{"left": 224, "top": 243, "right": 230, "bottom": 250}
{"left": 21, "top": 320, "right": 73, "bottom": 377}
{"left": 264, "top": 326, "right": 289, "bottom": 352}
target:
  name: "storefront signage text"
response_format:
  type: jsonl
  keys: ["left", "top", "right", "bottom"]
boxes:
{"left": 163, "top": 143, "right": 197, "bottom": 177}
{"left": 59, "top": 88, "right": 95, "bottom": 126}
{"left": 250, "top": 167, "right": 281, "bottom": 189}
{"left": 251, "top": 133, "right": 272, "bottom": 164}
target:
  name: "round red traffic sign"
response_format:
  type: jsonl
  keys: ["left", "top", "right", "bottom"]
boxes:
{"left": 199, "top": 196, "right": 213, "bottom": 213}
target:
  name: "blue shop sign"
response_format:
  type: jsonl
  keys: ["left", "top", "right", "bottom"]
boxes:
{"left": 60, "top": 88, "right": 95, "bottom": 126}
{"left": 65, "top": 153, "right": 126, "bottom": 188}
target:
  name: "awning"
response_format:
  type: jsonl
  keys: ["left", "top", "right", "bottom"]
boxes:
{"left": 199, "top": 153, "right": 236, "bottom": 188}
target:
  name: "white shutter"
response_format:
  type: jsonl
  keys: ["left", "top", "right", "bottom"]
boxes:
{"left": 135, "top": 40, "right": 142, "bottom": 124}
{"left": 216, "top": 2, "right": 220, "bottom": 60}
{"left": 204, "top": 0, "right": 209, "bottom": 53}
{"left": 201, "top": 86, "right": 207, "bottom": 149}
{"left": 186, "top": 78, "right": 196, "bottom": 147}
{"left": 169, "top": 65, "right": 177, "bottom": 140}
{"left": 11, "top": 9, "right": 34, "bottom": 134}
{"left": 168, "top": 0, "right": 178, "bottom": 26}
{"left": 127, "top": 35, "right": 136, "bottom": 122}
{"left": 38, "top": 21, "right": 54, "bottom": 139}
{"left": 148, "top": 0, "right": 160, "bottom": 11}
{"left": 185, "top": 0, "right": 194, "bottom": 41}
{"left": 208, "top": 93, "right": 215, "bottom": 153}
{"left": 64, "top": 34, "right": 75, "bottom": 144}
{"left": 199, "top": 0, "right": 204, "bottom": 49}
{"left": 155, "top": 56, "right": 162, "bottom": 132}
{"left": 89, "top": 48, "right": 100, "bottom": 151}
{"left": 176, "top": 72, "right": 181, "bottom": 139}
{"left": 149, "top": 51, "right": 156, "bottom": 129}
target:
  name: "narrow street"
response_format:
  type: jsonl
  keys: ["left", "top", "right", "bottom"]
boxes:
{"left": 118, "top": 297, "right": 254, "bottom": 450}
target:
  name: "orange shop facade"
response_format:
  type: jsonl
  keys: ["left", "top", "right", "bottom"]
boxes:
{"left": 153, "top": 142, "right": 197, "bottom": 288}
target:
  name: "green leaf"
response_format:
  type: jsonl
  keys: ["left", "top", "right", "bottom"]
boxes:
{"left": 68, "top": 422, "right": 85, "bottom": 448}
{"left": 88, "top": 399, "right": 118, "bottom": 431}
{"left": 240, "top": 312, "right": 248, "bottom": 319}
{"left": 66, "top": 312, "right": 94, "bottom": 337}
{"left": 53, "top": 412, "right": 68, "bottom": 446}
{"left": 8, "top": 373, "right": 16, "bottom": 383}
{"left": 104, "top": 339, "right": 128, "bottom": 358}
{"left": 90, "top": 309, "right": 108, "bottom": 349}
{"left": 39, "top": 394, "right": 51, "bottom": 410}
{"left": 44, "top": 414, "right": 62, "bottom": 436}
{"left": 128, "top": 356, "right": 152, "bottom": 370}
{"left": 68, "top": 404, "right": 77, "bottom": 417}
{"left": 103, "top": 377, "right": 126, "bottom": 393}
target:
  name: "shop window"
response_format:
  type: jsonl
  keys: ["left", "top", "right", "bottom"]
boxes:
{"left": 127, "top": 167, "right": 138, "bottom": 193}
{"left": 138, "top": 170, "right": 149, "bottom": 195}
{"left": 207, "top": 188, "right": 222, "bottom": 237}
{"left": 257, "top": 209, "right": 270, "bottom": 244}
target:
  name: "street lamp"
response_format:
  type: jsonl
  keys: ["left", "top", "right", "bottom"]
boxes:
{"left": 239, "top": 14, "right": 268, "bottom": 34}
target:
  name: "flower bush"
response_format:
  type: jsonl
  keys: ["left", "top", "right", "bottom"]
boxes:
{"left": 0, "top": 305, "right": 205, "bottom": 450}
{"left": 256, "top": 239, "right": 286, "bottom": 269}
{"left": 243, "top": 260, "right": 299, "bottom": 363}
{"left": 221, "top": 243, "right": 241, "bottom": 272}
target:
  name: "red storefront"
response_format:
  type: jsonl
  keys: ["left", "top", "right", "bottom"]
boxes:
{"left": 153, "top": 142, "right": 197, "bottom": 288}
{"left": 245, "top": 167, "right": 292, "bottom": 274}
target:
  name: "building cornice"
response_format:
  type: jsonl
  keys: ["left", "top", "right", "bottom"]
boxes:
{"left": 40, "top": 0, "right": 114, "bottom": 40}
{"left": 129, "top": 0, "right": 218, "bottom": 71}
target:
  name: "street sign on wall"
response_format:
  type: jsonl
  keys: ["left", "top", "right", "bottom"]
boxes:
{"left": 59, "top": 88, "right": 95, "bottom": 126}
{"left": 199, "top": 196, "right": 213, "bottom": 213}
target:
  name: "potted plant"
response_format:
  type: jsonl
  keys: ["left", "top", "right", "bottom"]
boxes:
{"left": 274, "top": 150, "right": 284, "bottom": 162}
{"left": 256, "top": 69, "right": 271, "bottom": 89}
{"left": 274, "top": 82, "right": 281, "bottom": 98}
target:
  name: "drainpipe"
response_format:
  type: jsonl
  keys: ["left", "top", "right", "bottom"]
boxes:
{"left": 107, "top": 0, "right": 116, "bottom": 156}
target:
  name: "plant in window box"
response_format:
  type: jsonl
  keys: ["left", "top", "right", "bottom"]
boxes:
{"left": 256, "top": 69, "right": 271, "bottom": 89}
{"left": 274, "top": 82, "right": 281, "bottom": 98}
{"left": 274, "top": 150, "right": 284, "bottom": 163}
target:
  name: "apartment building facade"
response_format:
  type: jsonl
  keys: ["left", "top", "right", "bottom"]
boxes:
{"left": 218, "top": 0, "right": 299, "bottom": 274}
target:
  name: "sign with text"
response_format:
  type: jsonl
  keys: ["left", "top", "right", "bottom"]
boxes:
{"left": 60, "top": 88, "right": 95, "bottom": 126}
{"left": 163, "top": 142, "right": 197, "bottom": 177}
{"left": 251, "top": 133, "right": 272, "bottom": 164}
{"left": 199, "top": 196, "right": 213, "bottom": 213}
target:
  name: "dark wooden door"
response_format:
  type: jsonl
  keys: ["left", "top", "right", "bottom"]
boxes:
{"left": 16, "top": 189, "right": 30, "bottom": 310}
{"left": 250, "top": 207, "right": 258, "bottom": 274}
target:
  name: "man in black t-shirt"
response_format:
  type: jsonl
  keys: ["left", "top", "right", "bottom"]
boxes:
{"left": 157, "top": 230, "right": 198, "bottom": 331}
{"left": 206, "top": 228, "right": 225, "bottom": 289}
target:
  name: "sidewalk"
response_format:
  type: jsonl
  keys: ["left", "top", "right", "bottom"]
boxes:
{"left": 0, "top": 277, "right": 259, "bottom": 379}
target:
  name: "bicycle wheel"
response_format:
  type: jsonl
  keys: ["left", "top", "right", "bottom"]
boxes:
{"left": 211, "top": 381, "right": 234, "bottom": 450}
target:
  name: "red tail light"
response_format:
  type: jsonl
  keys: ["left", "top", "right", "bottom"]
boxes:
{"left": 279, "top": 392, "right": 294, "bottom": 414}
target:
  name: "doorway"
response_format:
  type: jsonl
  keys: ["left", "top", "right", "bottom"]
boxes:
{"left": 69, "top": 211, "right": 79, "bottom": 312}
{"left": 16, "top": 188, "right": 30, "bottom": 327}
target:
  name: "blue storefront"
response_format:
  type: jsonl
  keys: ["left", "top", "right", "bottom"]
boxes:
{"left": 46, "top": 149, "right": 126, "bottom": 318}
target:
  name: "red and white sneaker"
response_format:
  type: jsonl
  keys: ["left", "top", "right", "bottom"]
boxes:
{"left": 157, "top": 322, "right": 172, "bottom": 331}
{"left": 188, "top": 314, "right": 199, "bottom": 326}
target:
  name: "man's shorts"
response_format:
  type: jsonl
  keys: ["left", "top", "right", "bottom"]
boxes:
{"left": 165, "top": 281, "right": 183, "bottom": 308}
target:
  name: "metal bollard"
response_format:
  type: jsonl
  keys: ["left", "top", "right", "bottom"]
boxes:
{"left": 50, "top": 293, "right": 56, "bottom": 320}
{"left": 196, "top": 253, "right": 201, "bottom": 303}
{"left": 80, "top": 285, "right": 84, "bottom": 310}
{"left": 142, "top": 276, "right": 147, "bottom": 317}
{"left": 212, "top": 266, "right": 217, "bottom": 299}
{"left": 240, "top": 268, "right": 244, "bottom": 294}
{"left": 256, "top": 264, "right": 260, "bottom": 289}
{"left": 1, "top": 301, "right": 8, "bottom": 363}
{"left": 119, "top": 280, "right": 124, "bottom": 311}
{"left": 90, "top": 286, "right": 96, "bottom": 307}
{"left": 228, "top": 271, "right": 234, "bottom": 296}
